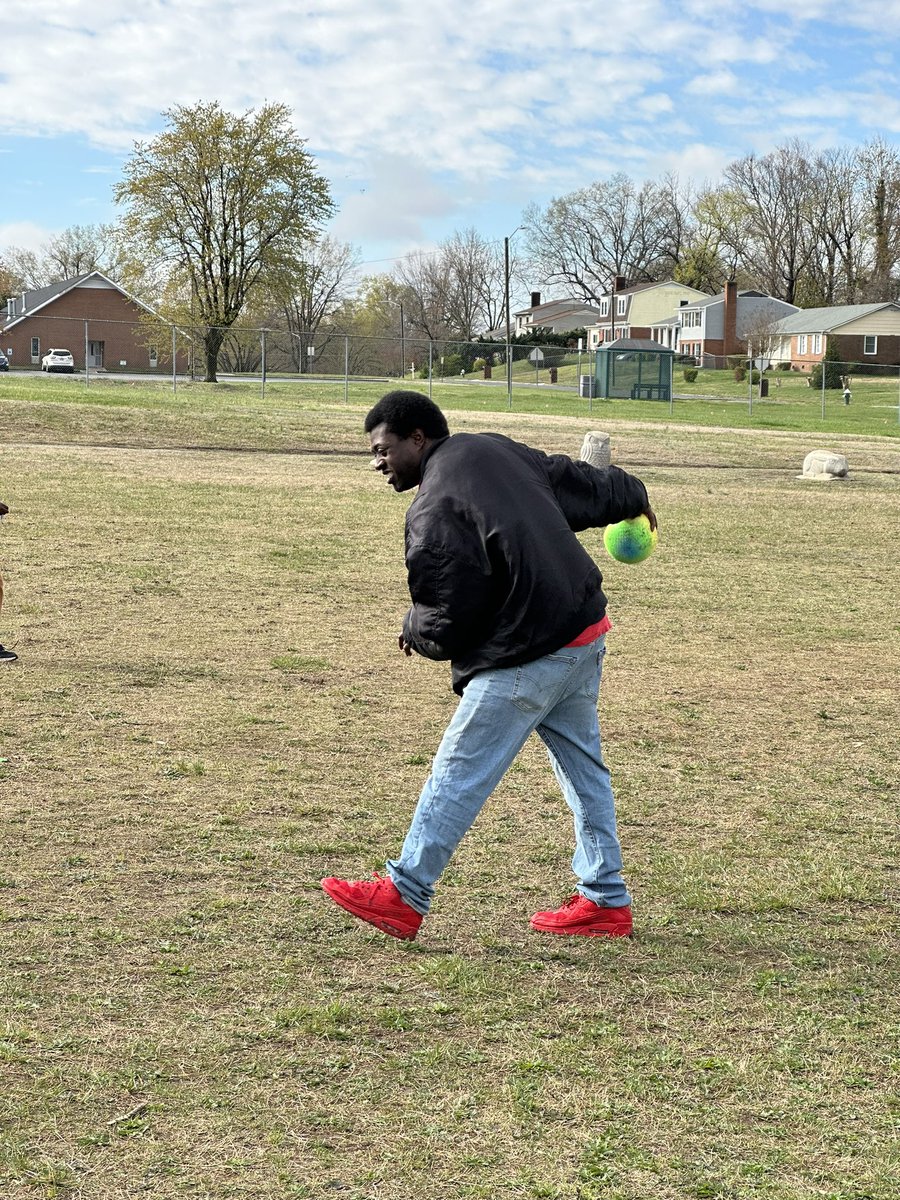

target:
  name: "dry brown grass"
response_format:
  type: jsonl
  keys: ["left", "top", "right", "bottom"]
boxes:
{"left": 1, "top": 406, "right": 897, "bottom": 1199}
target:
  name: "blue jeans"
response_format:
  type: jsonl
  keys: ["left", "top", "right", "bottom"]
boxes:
{"left": 387, "top": 636, "right": 630, "bottom": 914}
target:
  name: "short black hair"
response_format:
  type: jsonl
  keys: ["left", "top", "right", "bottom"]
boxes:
{"left": 364, "top": 391, "right": 450, "bottom": 440}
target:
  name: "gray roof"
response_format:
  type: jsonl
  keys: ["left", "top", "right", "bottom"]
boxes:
{"left": 680, "top": 289, "right": 769, "bottom": 310}
{"left": 23, "top": 275, "right": 94, "bottom": 309}
{"left": 516, "top": 298, "right": 602, "bottom": 320}
{"left": 772, "top": 303, "right": 900, "bottom": 334}
{"left": 601, "top": 338, "right": 674, "bottom": 354}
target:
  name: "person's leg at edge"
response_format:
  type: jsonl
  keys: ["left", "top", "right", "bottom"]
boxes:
{"left": 385, "top": 663, "right": 552, "bottom": 914}
{"left": 535, "top": 639, "right": 631, "bottom": 909}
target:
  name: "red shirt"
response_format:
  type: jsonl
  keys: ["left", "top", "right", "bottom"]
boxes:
{"left": 565, "top": 614, "right": 611, "bottom": 646}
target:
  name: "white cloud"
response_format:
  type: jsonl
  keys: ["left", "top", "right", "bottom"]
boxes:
{"left": 0, "top": 221, "right": 56, "bottom": 251}
{"left": 685, "top": 70, "right": 741, "bottom": 97}
{"left": 3, "top": 0, "right": 900, "bottom": 263}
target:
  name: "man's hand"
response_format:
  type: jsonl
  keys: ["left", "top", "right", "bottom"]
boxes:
{"left": 398, "top": 633, "right": 413, "bottom": 656}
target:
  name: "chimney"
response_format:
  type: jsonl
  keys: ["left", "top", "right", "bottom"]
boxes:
{"left": 723, "top": 280, "right": 738, "bottom": 355}
{"left": 530, "top": 291, "right": 541, "bottom": 308}
{"left": 614, "top": 275, "right": 627, "bottom": 292}
{"left": 21, "top": 291, "right": 26, "bottom": 313}
{"left": 6, "top": 297, "right": 16, "bottom": 319}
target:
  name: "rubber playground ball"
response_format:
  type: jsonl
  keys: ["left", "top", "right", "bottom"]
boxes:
{"left": 603, "top": 515, "right": 658, "bottom": 564}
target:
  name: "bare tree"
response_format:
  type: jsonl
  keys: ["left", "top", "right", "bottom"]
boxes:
{"left": 276, "top": 236, "right": 360, "bottom": 370}
{"left": 523, "top": 173, "right": 690, "bottom": 302}
{"left": 858, "top": 137, "right": 900, "bottom": 300}
{"left": 742, "top": 301, "right": 790, "bottom": 366}
{"left": 722, "top": 140, "right": 817, "bottom": 303}
{"left": 394, "top": 251, "right": 453, "bottom": 341}
{"left": 801, "top": 146, "right": 869, "bottom": 305}
{"left": 2, "top": 223, "right": 126, "bottom": 289}
{"left": 441, "top": 228, "right": 506, "bottom": 339}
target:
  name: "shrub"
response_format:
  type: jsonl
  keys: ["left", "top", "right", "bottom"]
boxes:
{"left": 750, "top": 369, "right": 760, "bottom": 384}
{"left": 440, "top": 352, "right": 463, "bottom": 377}
{"left": 683, "top": 367, "right": 698, "bottom": 383}
{"left": 472, "top": 358, "right": 486, "bottom": 371}
{"left": 733, "top": 366, "right": 746, "bottom": 382}
{"left": 777, "top": 361, "right": 791, "bottom": 371}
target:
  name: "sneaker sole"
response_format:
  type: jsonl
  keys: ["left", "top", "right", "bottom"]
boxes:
{"left": 529, "top": 922, "right": 632, "bottom": 938}
{"left": 321, "top": 881, "right": 419, "bottom": 941}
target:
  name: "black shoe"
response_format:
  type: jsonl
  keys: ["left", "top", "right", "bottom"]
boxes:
{"left": 0, "top": 645, "right": 17, "bottom": 663}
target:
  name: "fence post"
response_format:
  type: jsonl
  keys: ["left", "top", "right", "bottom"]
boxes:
{"left": 261, "top": 329, "right": 266, "bottom": 402}
{"left": 172, "top": 324, "right": 177, "bottom": 395}
{"left": 84, "top": 320, "right": 90, "bottom": 385}
{"left": 821, "top": 355, "right": 826, "bottom": 420}
{"left": 344, "top": 336, "right": 349, "bottom": 403}
{"left": 428, "top": 342, "right": 433, "bottom": 400}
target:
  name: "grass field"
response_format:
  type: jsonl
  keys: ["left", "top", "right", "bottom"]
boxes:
{"left": 0, "top": 367, "right": 898, "bottom": 447}
{"left": 1, "top": 377, "right": 898, "bottom": 1199}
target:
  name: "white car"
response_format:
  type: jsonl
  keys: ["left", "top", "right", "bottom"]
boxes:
{"left": 42, "top": 348, "right": 75, "bottom": 373}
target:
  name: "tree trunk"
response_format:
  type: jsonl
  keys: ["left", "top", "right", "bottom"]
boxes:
{"left": 203, "top": 327, "right": 226, "bottom": 383}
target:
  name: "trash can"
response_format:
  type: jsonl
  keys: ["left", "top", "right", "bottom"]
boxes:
{"left": 549, "top": 366, "right": 558, "bottom": 383}
{"left": 759, "top": 378, "right": 769, "bottom": 397}
{"left": 579, "top": 374, "right": 596, "bottom": 398}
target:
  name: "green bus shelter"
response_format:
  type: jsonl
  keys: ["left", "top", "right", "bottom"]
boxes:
{"left": 595, "top": 338, "right": 674, "bottom": 401}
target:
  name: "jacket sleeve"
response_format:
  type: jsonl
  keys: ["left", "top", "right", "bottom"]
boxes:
{"left": 401, "top": 501, "right": 495, "bottom": 661}
{"left": 537, "top": 453, "right": 650, "bottom": 531}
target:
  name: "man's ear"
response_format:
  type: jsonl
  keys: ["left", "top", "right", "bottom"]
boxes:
{"left": 410, "top": 428, "right": 427, "bottom": 449}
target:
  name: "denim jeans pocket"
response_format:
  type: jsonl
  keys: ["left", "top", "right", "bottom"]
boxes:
{"left": 510, "top": 652, "right": 578, "bottom": 714}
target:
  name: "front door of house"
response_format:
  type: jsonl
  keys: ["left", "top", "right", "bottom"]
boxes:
{"left": 88, "top": 341, "right": 104, "bottom": 368}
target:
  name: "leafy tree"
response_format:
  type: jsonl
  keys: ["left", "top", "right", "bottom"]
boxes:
{"left": 115, "top": 101, "right": 333, "bottom": 382}
{"left": 810, "top": 336, "right": 844, "bottom": 389}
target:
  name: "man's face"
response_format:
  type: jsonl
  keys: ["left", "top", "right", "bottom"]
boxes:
{"left": 369, "top": 422, "right": 427, "bottom": 492}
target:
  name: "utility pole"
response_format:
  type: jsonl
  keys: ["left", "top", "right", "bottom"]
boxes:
{"left": 504, "top": 236, "right": 512, "bottom": 409}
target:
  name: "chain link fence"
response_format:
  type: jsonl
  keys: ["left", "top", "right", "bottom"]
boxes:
{"left": 5, "top": 312, "right": 900, "bottom": 424}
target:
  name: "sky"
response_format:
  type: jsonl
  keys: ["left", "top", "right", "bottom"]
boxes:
{"left": 4, "top": 0, "right": 900, "bottom": 283}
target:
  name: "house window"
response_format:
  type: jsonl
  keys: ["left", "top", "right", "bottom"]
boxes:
{"left": 149, "top": 346, "right": 158, "bottom": 367}
{"left": 31, "top": 336, "right": 40, "bottom": 362}
{"left": 798, "top": 335, "right": 808, "bottom": 354}
{"left": 812, "top": 334, "right": 822, "bottom": 354}
{"left": 864, "top": 335, "right": 877, "bottom": 355}
{"left": 617, "top": 296, "right": 627, "bottom": 316}
{"left": 600, "top": 300, "right": 609, "bottom": 317}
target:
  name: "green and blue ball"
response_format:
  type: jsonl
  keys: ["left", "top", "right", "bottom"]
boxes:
{"left": 603, "top": 515, "right": 658, "bottom": 564}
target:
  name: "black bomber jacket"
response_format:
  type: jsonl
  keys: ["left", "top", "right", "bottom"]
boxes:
{"left": 399, "top": 432, "right": 651, "bottom": 694}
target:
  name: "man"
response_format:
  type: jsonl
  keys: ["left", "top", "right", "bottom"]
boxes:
{"left": 0, "top": 502, "right": 16, "bottom": 664}
{"left": 322, "top": 391, "right": 655, "bottom": 941}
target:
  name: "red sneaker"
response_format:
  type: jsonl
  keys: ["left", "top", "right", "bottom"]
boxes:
{"left": 321, "top": 873, "right": 423, "bottom": 941}
{"left": 530, "top": 894, "right": 633, "bottom": 938}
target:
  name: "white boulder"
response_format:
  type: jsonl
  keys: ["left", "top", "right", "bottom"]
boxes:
{"left": 799, "top": 450, "right": 849, "bottom": 480}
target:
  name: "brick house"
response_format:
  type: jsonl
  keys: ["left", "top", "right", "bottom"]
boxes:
{"left": 769, "top": 303, "right": 900, "bottom": 371}
{"left": 671, "top": 281, "right": 799, "bottom": 366}
{"left": 1, "top": 272, "right": 188, "bottom": 374}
